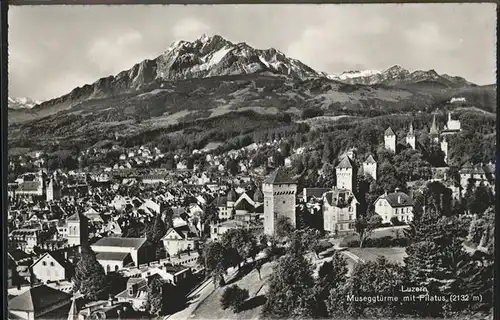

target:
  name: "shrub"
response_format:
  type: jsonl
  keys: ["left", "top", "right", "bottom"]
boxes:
{"left": 220, "top": 285, "right": 249, "bottom": 313}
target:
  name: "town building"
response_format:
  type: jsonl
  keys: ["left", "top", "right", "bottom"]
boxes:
{"left": 336, "top": 156, "right": 356, "bottom": 191}
{"left": 263, "top": 168, "right": 297, "bottom": 235}
{"left": 8, "top": 284, "right": 72, "bottom": 320}
{"left": 459, "top": 162, "right": 496, "bottom": 190}
{"left": 91, "top": 237, "right": 154, "bottom": 271}
{"left": 65, "top": 212, "right": 89, "bottom": 247}
{"left": 30, "top": 252, "right": 73, "bottom": 284}
{"left": 441, "top": 112, "right": 462, "bottom": 135}
{"left": 384, "top": 127, "right": 396, "bottom": 153}
{"left": 406, "top": 122, "right": 416, "bottom": 150}
{"left": 161, "top": 227, "right": 198, "bottom": 257}
{"left": 322, "top": 187, "right": 358, "bottom": 235}
{"left": 362, "top": 155, "right": 377, "bottom": 181}
{"left": 374, "top": 190, "right": 414, "bottom": 224}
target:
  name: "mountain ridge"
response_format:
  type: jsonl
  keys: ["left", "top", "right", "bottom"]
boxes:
{"left": 328, "top": 64, "right": 475, "bottom": 88}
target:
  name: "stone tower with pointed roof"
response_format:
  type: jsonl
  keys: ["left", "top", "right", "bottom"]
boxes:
{"left": 263, "top": 167, "right": 297, "bottom": 235}
{"left": 406, "top": 123, "right": 416, "bottom": 150}
{"left": 66, "top": 212, "right": 89, "bottom": 247}
{"left": 336, "top": 156, "right": 356, "bottom": 191}
{"left": 384, "top": 127, "right": 396, "bottom": 153}
{"left": 363, "top": 155, "right": 377, "bottom": 181}
{"left": 429, "top": 114, "right": 439, "bottom": 143}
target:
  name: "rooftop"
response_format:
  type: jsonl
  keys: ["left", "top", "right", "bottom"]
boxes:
{"left": 264, "top": 168, "right": 296, "bottom": 185}
{"left": 9, "top": 284, "right": 71, "bottom": 312}
{"left": 92, "top": 237, "right": 147, "bottom": 249}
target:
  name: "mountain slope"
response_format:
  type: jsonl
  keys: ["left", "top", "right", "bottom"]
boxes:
{"left": 24, "top": 34, "right": 322, "bottom": 120}
{"left": 328, "top": 65, "right": 475, "bottom": 88}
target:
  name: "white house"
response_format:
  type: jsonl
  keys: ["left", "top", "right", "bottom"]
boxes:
{"left": 374, "top": 191, "right": 414, "bottom": 224}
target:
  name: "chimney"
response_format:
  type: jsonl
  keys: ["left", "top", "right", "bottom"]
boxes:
{"left": 398, "top": 195, "right": 402, "bottom": 204}
{"left": 108, "top": 294, "right": 114, "bottom": 307}
{"left": 395, "top": 187, "right": 400, "bottom": 193}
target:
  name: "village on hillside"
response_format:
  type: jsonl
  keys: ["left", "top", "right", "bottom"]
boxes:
{"left": 6, "top": 111, "right": 495, "bottom": 320}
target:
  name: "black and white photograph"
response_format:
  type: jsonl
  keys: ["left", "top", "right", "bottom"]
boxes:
{"left": 5, "top": 3, "right": 496, "bottom": 320}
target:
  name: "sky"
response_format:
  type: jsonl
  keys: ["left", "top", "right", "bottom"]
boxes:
{"left": 8, "top": 3, "right": 497, "bottom": 101}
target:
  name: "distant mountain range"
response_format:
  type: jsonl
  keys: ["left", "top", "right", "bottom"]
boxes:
{"left": 12, "top": 34, "right": 476, "bottom": 116}
{"left": 8, "top": 34, "right": 495, "bottom": 154}
{"left": 327, "top": 65, "right": 475, "bottom": 88}
{"left": 8, "top": 97, "right": 42, "bottom": 110}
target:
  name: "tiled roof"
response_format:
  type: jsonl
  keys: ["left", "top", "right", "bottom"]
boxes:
{"left": 324, "top": 189, "right": 357, "bottom": 207}
{"left": 384, "top": 127, "right": 395, "bottom": 136}
{"left": 9, "top": 284, "right": 71, "bottom": 312}
{"left": 31, "top": 251, "right": 72, "bottom": 270}
{"left": 378, "top": 192, "right": 414, "bottom": 208}
{"left": 18, "top": 181, "right": 41, "bottom": 192}
{"left": 264, "top": 168, "right": 296, "bottom": 185}
{"left": 66, "top": 212, "right": 89, "bottom": 222}
{"left": 336, "top": 156, "right": 354, "bottom": 169}
{"left": 92, "top": 237, "right": 146, "bottom": 249}
{"left": 364, "top": 155, "right": 377, "bottom": 164}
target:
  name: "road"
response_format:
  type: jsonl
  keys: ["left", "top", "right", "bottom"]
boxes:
{"left": 164, "top": 252, "right": 266, "bottom": 320}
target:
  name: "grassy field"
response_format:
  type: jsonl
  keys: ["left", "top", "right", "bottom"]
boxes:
{"left": 347, "top": 247, "right": 407, "bottom": 266}
{"left": 342, "top": 225, "right": 409, "bottom": 243}
{"left": 191, "top": 260, "right": 275, "bottom": 320}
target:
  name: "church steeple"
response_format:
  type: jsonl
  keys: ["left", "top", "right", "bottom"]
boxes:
{"left": 406, "top": 122, "right": 416, "bottom": 150}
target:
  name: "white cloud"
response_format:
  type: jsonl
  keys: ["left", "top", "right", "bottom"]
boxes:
{"left": 172, "top": 17, "right": 211, "bottom": 41}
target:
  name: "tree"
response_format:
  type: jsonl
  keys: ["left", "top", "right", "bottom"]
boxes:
{"left": 335, "top": 256, "right": 405, "bottom": 318}
{"left": 312, "top": 252, "right": 348, "bottom": 317}
{"left": 275, "top": 215, "right": 294, "bottom": 241}
{"left": 204, "top": 241, "right": 230, "bottom": 288}
{"left": 147, "top": 213, "right": 167, "bottom": 245}
{"left": 403, "top": 209, "right": 491, "bottom": 317}
{"left": 73, "top": 246, "right": 108, "bottom": 300}
{"left": 145, "top": 277, "right": 165, "bottom": 316}
{"left": 263, "top": 253, "right": 315, "bottom": 318}
{"left": 355, "top": 214, "right": 382, "bottom": 248}
{"left": 220, "top": 285, "right": 249, "bottom": 313}
{"left": 221, "top": 228, "right": 258, "bottom": 268}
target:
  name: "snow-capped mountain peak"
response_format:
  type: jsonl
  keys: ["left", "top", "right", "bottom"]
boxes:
{"left": 328, "top": 65, "right": 473, "bottom": 88}
{"left": 8, "top": 97, "right": 42, "bottom": 109}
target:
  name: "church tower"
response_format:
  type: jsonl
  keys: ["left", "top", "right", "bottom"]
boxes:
{"left": 263, "top": 168, "right": 297, "bottom": 235}
{"left": 384, "top": 127, "right": 396, "bottom": 153}
{"left": 406, "top": 123, "right": 416, "bottom": 150}
{"left": 363, "top": 155, "right": 377, "bottom": 181}
{"left": 66, "top": 212, "right": 89, "bottom": 248}
{"left": 441, "top": 137, "right": 449, "bottom": 164}
{"left": 430, "top": 114, "right": 439, "bottom": 143}
{"left": 336, "top": 156, "right": 356, "bottom": 191}
{"left": 46, "top": 179, "right": 62, "bottom": 202}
